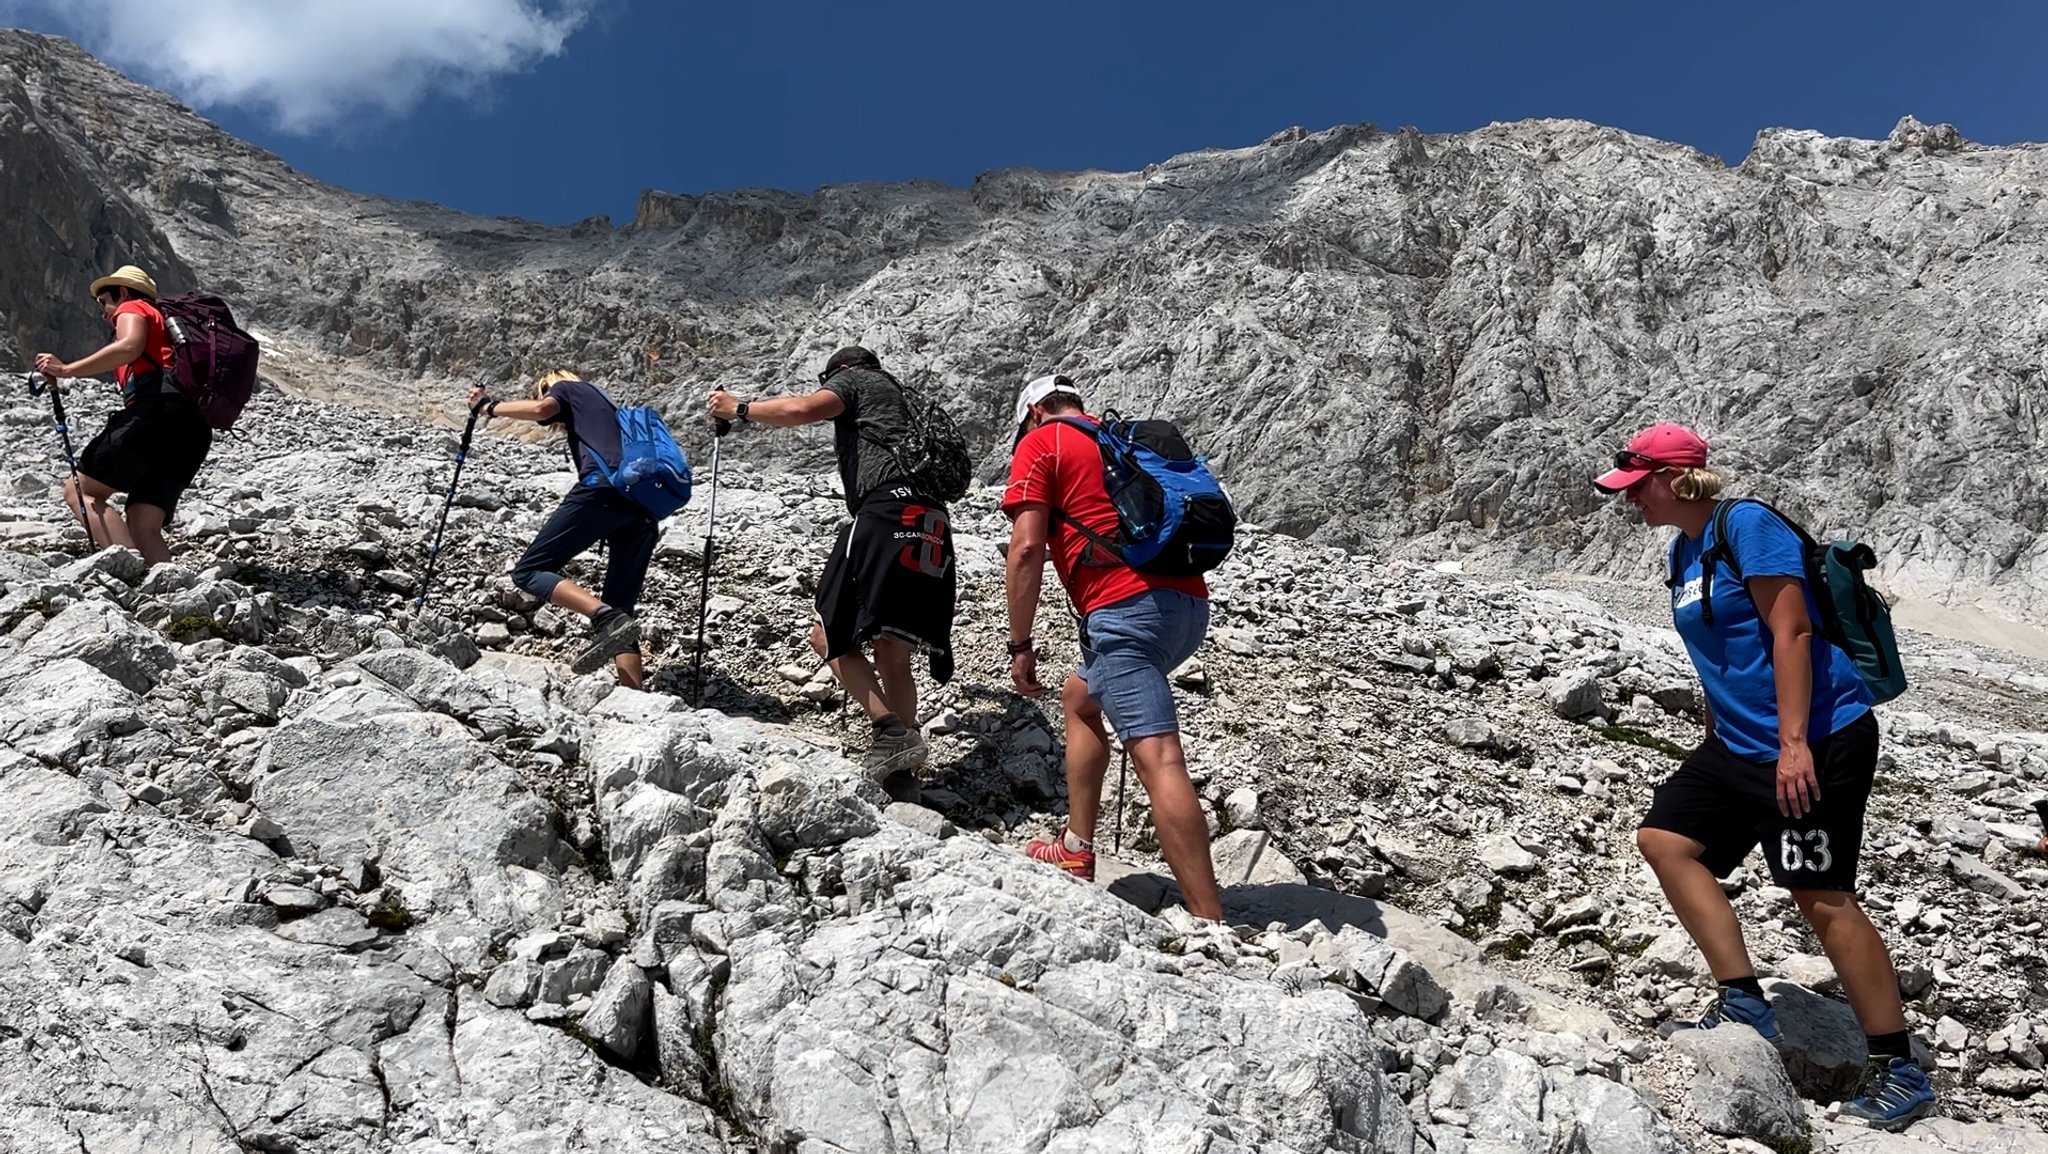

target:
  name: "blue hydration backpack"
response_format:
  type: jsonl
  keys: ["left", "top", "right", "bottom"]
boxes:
{"left": 1687, "top": 498, "right": 1908, "bottom": 704}
{"left": 575, "top": 385, "right": 693, "bottom": 520}
{"left": 1048, "top": 412, "right": 1236, "bottom": 576}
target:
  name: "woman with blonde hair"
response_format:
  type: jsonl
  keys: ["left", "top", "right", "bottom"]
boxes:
{"left": 469, "top": 370, "right": 655, "bottom": 687}
{"left": 1594, "top": 422, "right": 1934, "bottom": 1132}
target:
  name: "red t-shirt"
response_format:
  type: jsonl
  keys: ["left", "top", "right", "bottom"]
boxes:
{"left": 113, "top": 300, "right": 174, "bottom": 404}
{"left": 1002, "top": 416, "right": 1207, "bottom": 615}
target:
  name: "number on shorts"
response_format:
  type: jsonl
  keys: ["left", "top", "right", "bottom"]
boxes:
{"left": 1778, "top": 829, "right": 1834, "bottom": 875}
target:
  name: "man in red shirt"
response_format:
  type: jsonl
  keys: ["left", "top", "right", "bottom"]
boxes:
{"left": 33, "top": 265, "right": 212, "bottom": 565}
{"left": 1002, "top": 373, "right": 1222, "bottom": 922}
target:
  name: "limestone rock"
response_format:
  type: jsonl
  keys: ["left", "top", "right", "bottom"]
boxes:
{"left": 1670, "top": 1026, "right": 1806, "bottom": 1143}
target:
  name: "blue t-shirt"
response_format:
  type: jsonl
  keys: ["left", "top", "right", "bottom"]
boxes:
{"left": 540, "top": 379, "right": 623, "bottom": 481}
{"left": 1669, "top": 500, "right": 1872, "bottom": 762}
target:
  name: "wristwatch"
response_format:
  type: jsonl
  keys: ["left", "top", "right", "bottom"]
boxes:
{"left": 1006, "top": 638, "right": 1034, "bottom": 657}
{"left": 736, "top": 400, "right": 751, "bottom": 423}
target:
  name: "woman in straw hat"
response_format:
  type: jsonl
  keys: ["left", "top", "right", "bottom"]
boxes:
{"left": 468, "top": 370, "right": 655, "bottom": 688}
{"left": 32, "top": 265, "right": 212, "bottom": 565}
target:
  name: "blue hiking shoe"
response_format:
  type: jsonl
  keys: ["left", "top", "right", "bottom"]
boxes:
{"left": 1657, "top": 985, "right": 1782, "bottom": 1042}
{"left": 1839, "top": 1056, "right": 1937, "bottom": 1131}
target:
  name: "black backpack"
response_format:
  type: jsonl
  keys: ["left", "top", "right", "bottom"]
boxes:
{"left": 865, "top": 371, "right": 972, "bottom": 503}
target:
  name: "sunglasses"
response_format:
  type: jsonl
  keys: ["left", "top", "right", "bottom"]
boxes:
{"left": 1613, "top": 450, "right": 1676, "bottom": 471}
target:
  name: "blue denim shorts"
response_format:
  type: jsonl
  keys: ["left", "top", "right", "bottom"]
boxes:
{"left": 1078, "top": 588, "right": 1209, "bottom": 740}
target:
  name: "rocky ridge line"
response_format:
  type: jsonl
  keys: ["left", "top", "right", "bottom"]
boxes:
{"left": 1, "top": 29, "right": 2045, "bottom": 623}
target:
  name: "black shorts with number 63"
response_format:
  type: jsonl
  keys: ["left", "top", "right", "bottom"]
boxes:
{"left": 1642, "top": 710, "right": 1880, "bottom": 892}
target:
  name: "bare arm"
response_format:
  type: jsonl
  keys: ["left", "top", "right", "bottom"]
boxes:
{"left": 1752, "top": 573, "right": 1820, "bottom": 816}
{"left": 1005, "top": 504, "right": 1051, "bottom": 696}
{"left": 36, "top": 313, "right": 147, "bottom": 379}
{"left": 706, "top": 387, "right": 844, "bottom": 428}
{"left": 1752, "top": 575, "right": 1816, "bottom": 748}
{"left": 467, "top": 386, "right": 560, "bottom": 423}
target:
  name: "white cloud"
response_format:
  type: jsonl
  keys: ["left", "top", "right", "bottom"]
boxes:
{"left": 8, "top": 0, "right": 591, "bottom": 133}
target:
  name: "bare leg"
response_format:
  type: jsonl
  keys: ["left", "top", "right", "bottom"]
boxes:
{"left": 811, "top": 622, "right": 892, "bottom": 723}
{"left": 549, "top": 580, "right": 603, "bottom": 618}
{"left": 64, "top": 474, "right": 136, "bottom": 551}
{"left": 1125, "top": 730, "right": 1222, "bottom": 921}
{"left": 612, "top": 651, "right": 645, "bottom": 690}
{"left": 1638, "top": 828, "right": 1758, "bottom": 979}
{"left": 1060, "top": 674, "right": 1112, "bottom": 843}
{"left": 869, "top": 635, "right": 919, "bottom": 725}
{"left": 1793, "top": 889, "right": 1908, "bottom": 1035}
{"left": 124, "top": 502, "right": 174, "bottom": 566}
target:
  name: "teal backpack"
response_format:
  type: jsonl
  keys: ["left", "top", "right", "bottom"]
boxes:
{"left": 1691, "top": 498, "right": 1907, "bottom": 703}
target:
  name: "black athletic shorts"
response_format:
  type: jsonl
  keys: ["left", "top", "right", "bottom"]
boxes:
{"left": 1641, "top": 710, "right": 1879, "bottom": 891}
{"left": 77, "top": 382, "right": 212, "bottom": 515}
{"left": 816, "top": 484, "right": 956, "bottom": 683}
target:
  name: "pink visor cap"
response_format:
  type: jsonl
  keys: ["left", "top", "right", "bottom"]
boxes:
{"left": 1593, "top": 423, "right": 1709, "bottom": 492}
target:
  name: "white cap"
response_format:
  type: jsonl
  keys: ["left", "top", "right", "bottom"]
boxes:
{"left": 1012, "top": 373, "right": 1083, "bottom": 441}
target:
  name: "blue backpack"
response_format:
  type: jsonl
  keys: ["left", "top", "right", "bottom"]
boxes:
{"left": 1048, "top": 412, "right": 1236, "bottom": 575}
{"left": 573, "top": 385, "right": 693, "bottom": 520}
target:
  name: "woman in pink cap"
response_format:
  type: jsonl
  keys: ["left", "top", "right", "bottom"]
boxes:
{"left": 1594, "top": 423, "right": 1934, "bottom": 1132}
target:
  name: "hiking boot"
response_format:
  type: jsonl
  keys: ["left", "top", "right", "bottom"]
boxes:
{"left": 1656, "top": 985, "right": 1781, "bottom": 1042}
{"left": 861, "top": 729, "right": 928, "bottom": 781}
{"left": 1025, "top": 828, "right": 1096, "bottom": 882}
{"left": 1838, "top": 1056, "right": 1936, "bottom": 1131}
{"left": 571, "top": 612, "right": 640, "bottom": 675}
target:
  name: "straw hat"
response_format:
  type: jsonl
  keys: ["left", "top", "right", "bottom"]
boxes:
{"left": 88, "top": 265, "right": 157, "bottom": 300}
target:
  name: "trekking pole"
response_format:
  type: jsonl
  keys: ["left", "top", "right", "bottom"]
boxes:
{"left": 28, "top": 373, "right": 95, "bottom": 549}
{"left": 1112, "top": 743, "right": 1130, "bottom": 856}
{"left": 416, "top": 398, "right": 488, "bottom": 613}
{"left": 690, "top": 418, "right": 730, "bottom": 706}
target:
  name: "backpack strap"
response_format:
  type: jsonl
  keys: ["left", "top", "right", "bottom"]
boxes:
{"left": 852, "top": 370, "right": 932, "bottom": 493}
{"left": 1699, "top": 497, "right": 1822, "bottom": 627}
{"left": 1042, "top": 416, "right": 1128, "bottom": 567}
{"left": 554, "top": 379, "right": 622, "bottom": 486}
{"left": 1698, "top": 499, "right": 1740, "bottom": 627}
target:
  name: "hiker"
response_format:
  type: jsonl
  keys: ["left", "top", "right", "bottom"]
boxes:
{"left": 705, "top": 346, "right": 956, "bottom": 779}
{"left": 1594, "top": 423, "right": 1935, "bottom": 1132}
{"left": 30, "top": 265, "right": 210, "bottom": 564}
{"left": 469, "top": 371, "right": 656, "bottom": 688}
{"left": 1002, "top": 373, "right": 1224, "bottom": 922}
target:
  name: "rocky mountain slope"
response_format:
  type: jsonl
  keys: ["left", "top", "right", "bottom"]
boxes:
{"left": 2, "top": 29, "right": 2046, "bottom": 624}
{"left": 0, "top": 366, "right": 2043, "bottom": 1152}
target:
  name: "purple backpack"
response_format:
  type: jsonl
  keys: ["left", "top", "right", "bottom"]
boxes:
{"left": 146, "top": 293, "right": 259, "bottom": 430}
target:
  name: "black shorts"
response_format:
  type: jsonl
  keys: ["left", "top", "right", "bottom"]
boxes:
{"left": 816, "top": 485, "right": 956, "bottom": 683}
{"left": 77, "top": 386, "right": 212, "bottom": 515}
{"left": 1642, "top": 710, "right": 1879, "bottom": 891}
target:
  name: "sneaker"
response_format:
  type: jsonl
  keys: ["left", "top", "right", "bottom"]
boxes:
{"left": 1025, "top": 828, "right": 1096, "bottom": 882}
{"left": 571, "top": 612, "right": 640, "bottom": 675}
{"left": 861, "top": 729, "right": 928, "bottom": 781}
{"left": 1656, "top": 985, "right": 1781, "bottom": 1042}
{"left": 1839, "top": 1056, "right": 1936, "bottom": 1131}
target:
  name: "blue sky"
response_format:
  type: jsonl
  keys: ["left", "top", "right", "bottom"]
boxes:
{"left": 7, "top": 0, "right": 2045, "bottom": 226}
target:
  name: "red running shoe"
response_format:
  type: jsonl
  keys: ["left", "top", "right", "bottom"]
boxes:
{"left": 1025, "top": 829, "right": 1096, "bottom": 882}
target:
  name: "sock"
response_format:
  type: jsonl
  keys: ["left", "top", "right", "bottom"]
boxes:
{"left": 1062, "top": 828, "right": 1095, "bottom": 853}
{"left": 1867, "top": 1029, "right": 1913, "bottom": 1063}
{"left": 872, "top": 712, "right": 907, "bottom": 739}
{"left": 1719, "top": 976, "right": 1766, "bottom": 1000}
{"left": 592, "top": 605, "right": 626, "bottom": 630}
